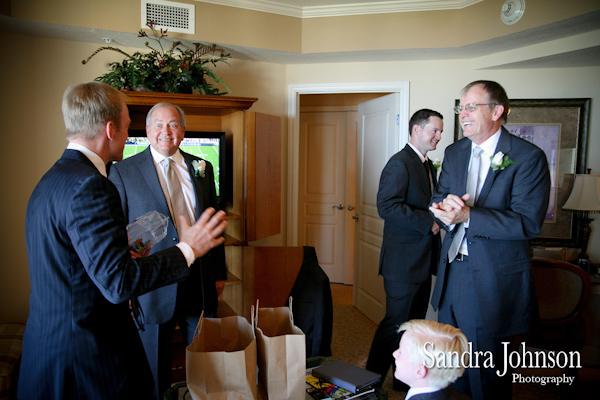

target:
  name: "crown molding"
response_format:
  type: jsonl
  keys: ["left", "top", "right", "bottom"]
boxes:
{"left": 194, "top": 0, "right": 484, "bottom": 18}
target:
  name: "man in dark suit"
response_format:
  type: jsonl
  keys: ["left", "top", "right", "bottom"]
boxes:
{"left": 109, "top": 103, "right": 227, "bottom": 398}
{"left": 429, "top": 80, "right": 551, "bottom": 400}
{"left": 366, "top": 109, "right": 443, "bottom": 390}
{"left": 18, "top": 82, "right": 227, "bottom": 400}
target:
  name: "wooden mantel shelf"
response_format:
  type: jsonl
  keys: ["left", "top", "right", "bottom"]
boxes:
{"left": 123, "top": 91, "right": 258, "bottom": 115}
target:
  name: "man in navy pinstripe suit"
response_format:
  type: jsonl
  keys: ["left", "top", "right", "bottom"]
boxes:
{"left": 18, "top": 82, "right": 227, "bottom": 400}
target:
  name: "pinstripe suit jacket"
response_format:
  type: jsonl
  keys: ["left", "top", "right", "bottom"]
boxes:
{"left": 18, "top": 149, "right": 190, "bottom": 400}
{"left": 109, "top": 147, "right": 226, "bottom": 323}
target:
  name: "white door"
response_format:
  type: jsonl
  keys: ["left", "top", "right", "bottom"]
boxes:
{"left": 354, "top": 93, "right": 404, "bottom": 323}
{"left": 298, "top": 111, "right": 353, "bottom": 283}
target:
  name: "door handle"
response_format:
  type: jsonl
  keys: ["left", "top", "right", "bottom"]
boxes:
{"left": 352, "top": 215, "right": 359, "bottom": 221}
{"left": 332, "top": 204, "right": 344, "bottom": 210}
{"left": 347, "top": 205, "right": 354, "bottom": 211}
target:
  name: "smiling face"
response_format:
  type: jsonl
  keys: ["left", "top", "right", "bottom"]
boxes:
{"left": 459, "top": 84, "right": 504, "bottom": 145}
{"left": 146, "top": 105, "right": 185, "bottom": 157}
{"left": 410, "top": 116, "right": 443, "bottom": 156}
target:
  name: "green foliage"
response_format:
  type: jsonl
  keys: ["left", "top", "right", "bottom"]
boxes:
{"left": 82, "top": 23, "right": 231, "bottom": 95}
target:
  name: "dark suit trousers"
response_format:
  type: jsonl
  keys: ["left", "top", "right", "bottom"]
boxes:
{"left": 366, "top": 277, "right": 431, "bottom": 384}
{"left": 438, "top": 257, "right": 511, "bottom": 400}
{"left": 138, "top": 300, "right": 218, "bottom": 399}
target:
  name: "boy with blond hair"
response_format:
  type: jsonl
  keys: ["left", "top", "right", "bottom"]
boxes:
{"left": 392, "top": 320, "right": 470, "bottom": 400}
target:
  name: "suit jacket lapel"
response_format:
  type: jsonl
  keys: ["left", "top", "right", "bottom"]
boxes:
{"left": 406, "top": 145, "right": 431, "bottom": 198}
{"left": 455, "top": 139, "right": 471, "bottom": 196}
{"left": 477, "top": 128, "right": 512, "bottom": 206}
{"left": 138, "top": 148, "right": 172, "bottom": 218}
{"left": 182, "top": 152, "right": 204, "bottom": 218}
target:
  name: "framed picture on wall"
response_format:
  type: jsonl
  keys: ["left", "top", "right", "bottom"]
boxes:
{"left": 454, "top": 98, "right": 591, "bottom": 248}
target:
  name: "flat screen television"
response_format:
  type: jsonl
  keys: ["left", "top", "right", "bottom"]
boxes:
{"left": 123, "top": 130, "right": 227, "bottom": 208}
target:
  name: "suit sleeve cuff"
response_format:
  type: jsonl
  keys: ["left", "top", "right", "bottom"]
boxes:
{"left": 176, "top": 242, "right": 196, "bottom": 267}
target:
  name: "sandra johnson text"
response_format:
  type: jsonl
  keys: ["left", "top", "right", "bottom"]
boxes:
{"left": 422, "top": 342, "right": 581, "bottom": 377}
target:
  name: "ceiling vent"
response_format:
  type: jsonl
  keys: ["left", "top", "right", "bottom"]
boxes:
{"left": 142, "top": 0, "right": 195, "bottom": 34}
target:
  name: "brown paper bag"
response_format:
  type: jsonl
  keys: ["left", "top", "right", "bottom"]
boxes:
{"left": 186, "top": 313, "right": 257, "bottom": 400}
{"left": 255, "top": 298, "right": 306, "bottom": 400}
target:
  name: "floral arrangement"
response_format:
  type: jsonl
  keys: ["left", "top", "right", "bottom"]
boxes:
{"left": 192, "top": 159, "right": 206, "bottom": 178}
{"left": 490, "top": 151, "right": 516, "bottom": 172}
{"left": 131, "top": 237, "right": 151, "bottom": 254}
{"left": 432, "top": 158, "right": 442, "bottom": 171}
{"left": 83, "top": 22, "right": 231, "bottom": 95}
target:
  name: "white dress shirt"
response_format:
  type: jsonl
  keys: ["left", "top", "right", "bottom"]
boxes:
{"left": 67, "top": 142, "right": 108, "bottom": 177}
{"left": 150, "top": 146, "right": 197, "bottom": 224}
{"left": 405, "top": 386, "right": 443, "bottom": 400}
{"left": 459, "top": 128, "right": 502, "bottom": 255}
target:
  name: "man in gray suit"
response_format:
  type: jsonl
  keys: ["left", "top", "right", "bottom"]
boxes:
{"left": 19, "top": 82, "right": 226, "bottom": 400}
{"left": 109, "top": 103, "right": 227, "bottom": 399}
{"left": 430, "top": 80, "right": 551, "bottom": 400}
{"left": 366, "top": 109, "right": 443, "bottom": 390}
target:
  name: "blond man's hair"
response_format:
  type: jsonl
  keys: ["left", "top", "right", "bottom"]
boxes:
{"left": 63, "top": 82, "right": 128, "bottom": 141}
{"left": 398, "top": 319, "right": 469, "bottom": 389}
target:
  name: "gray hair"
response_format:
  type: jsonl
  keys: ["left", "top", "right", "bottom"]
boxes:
{"left": 63, "top": 82, "right": 127, "bottom": 141}
{"left": 461, "top": 80, "right": 510, "bottom": 124}
{"left": 145, "top": 102, "right": 186, "bottom": 127}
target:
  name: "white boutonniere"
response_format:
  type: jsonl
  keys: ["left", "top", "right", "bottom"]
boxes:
{"left": 432, "top": 158, "right": 441, "bottom": 171}
{"left": 192, "top": 159, "right": 206, "bottom": 178}
{"left": 490, "top": 152, "right": 516, "bottom": 172}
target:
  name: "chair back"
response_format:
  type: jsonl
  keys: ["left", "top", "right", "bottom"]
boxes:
{"left": 531, "top": 257, "right": 591, "bottom": 323}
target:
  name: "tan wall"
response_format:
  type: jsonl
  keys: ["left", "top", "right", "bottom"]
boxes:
{"left": 0, "top": 32, "right": 287, "bottom": 322}
{"left": 301, "top": 0, "right": 600, "bottom": 53}
{"left": 286, "top": 59, "right": 600, "bottom": 260}
{"left": 1, "top": 0, "right": 599, "bottom": 323}
{"left": 10, "top": 0, "right": 302, "bottom": 52}
{"left": 9, "top": 0, "right": 600, "bottom": 54}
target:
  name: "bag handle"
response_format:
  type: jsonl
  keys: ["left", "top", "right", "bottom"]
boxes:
{"left": 192, "top": 310, "right": 204, "bottom": 339}
{"left": 288, "top": 296, "right": 294, "bottom": 325}
{"left": 254, "top": 299, "right": 259, "bottom": 327}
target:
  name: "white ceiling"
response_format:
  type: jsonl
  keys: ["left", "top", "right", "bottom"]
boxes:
{"left": 1, "top": 1, "right": 599, "bottom": 67}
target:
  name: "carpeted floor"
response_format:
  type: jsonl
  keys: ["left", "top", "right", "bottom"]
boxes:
{"left": 329, "top": 283, "right": 599, "bottom": 400}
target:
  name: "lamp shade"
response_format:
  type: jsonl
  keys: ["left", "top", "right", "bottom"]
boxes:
{"left": 563, "top": 174, "right": 600, "bottom": 211}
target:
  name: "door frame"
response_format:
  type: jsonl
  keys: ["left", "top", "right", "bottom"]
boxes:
{"left": 286, "top": 82, "right": 410, "bottom": 247}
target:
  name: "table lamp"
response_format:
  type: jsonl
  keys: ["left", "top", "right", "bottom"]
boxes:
{"left": 562, "top": 171, "right": 600, "bottom": 262}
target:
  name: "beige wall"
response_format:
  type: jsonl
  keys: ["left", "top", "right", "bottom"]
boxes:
{"left": 1, "top": 0, "right": 599, "bottom": 323}
{"left": 286, "top": 60, "right": 600, "bottom": 260}
{"left": 9, "top": 0, "right": 600, "bottom": 53}
{"left": 0, "top": 32, "right": 287, "bottom": 322}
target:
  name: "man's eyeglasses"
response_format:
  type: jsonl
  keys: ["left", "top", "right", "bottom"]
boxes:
{"left": 453, "top": 103, "right": 497, "bottom": 114}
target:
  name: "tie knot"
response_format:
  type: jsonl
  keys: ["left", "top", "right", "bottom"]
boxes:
{"left": 473, "top": 146, "right": 483, "bottom": 158}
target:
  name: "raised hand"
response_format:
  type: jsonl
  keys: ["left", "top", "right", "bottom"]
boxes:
{"left": 179, "top": 207, "right": 227, "bottom": 258}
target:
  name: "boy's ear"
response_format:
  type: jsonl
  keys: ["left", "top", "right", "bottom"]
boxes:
{"left": 416, "top": 364, "right": 428, "bottom": 379}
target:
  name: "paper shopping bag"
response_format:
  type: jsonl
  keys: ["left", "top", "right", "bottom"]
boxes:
{"left": 255, "top": 298, "right": 306, "bottom": 400}
{"left": 186, "top": 313, "right": 257, "bottom": 400}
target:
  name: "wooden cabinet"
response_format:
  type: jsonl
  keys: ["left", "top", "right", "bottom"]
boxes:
{"left": 123, "top": 91, "right": 281, "bottom": 315}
